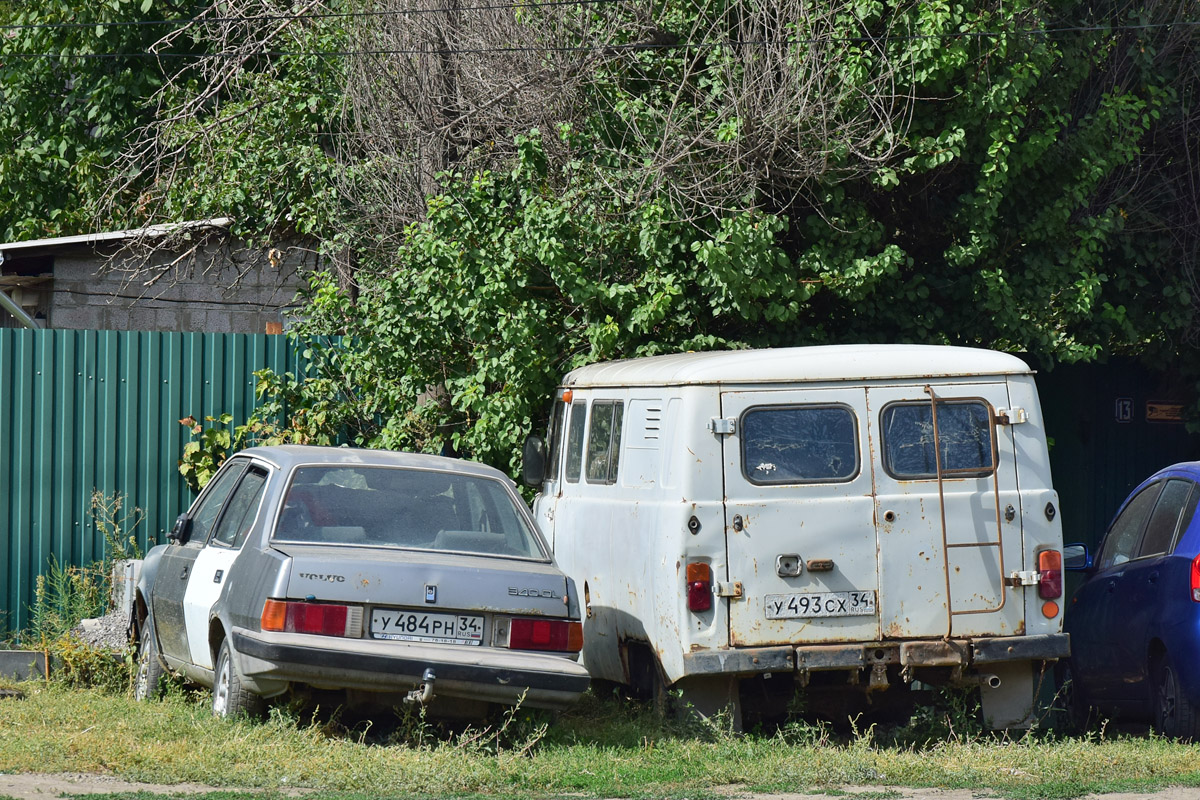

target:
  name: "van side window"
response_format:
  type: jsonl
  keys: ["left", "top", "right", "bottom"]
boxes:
{"left": 585, "top": 401, "right": 624, "bottom": 484}
{"left": 882, "top": 401, "right": 993, "bottom": 479}
{"left": 546, "top": 398, "right": 567, "bottom": 483}
{"left": 565, "top": 401, "right": 587, "bottom": 483}
{"left": 741, "top": 405, "right": 858, "bottom": 484}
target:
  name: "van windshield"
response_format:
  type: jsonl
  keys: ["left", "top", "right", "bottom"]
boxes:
{"left": 273, "top": 466, "right": 547, "bottom": 559}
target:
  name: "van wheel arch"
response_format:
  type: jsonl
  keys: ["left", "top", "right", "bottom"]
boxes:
{"left": 621, "top": 640, "right": 670, "bottom": 712}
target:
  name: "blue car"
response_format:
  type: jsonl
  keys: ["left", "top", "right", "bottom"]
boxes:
{"left": 1061, "top": 463, "right": 1200, "bottom": 739}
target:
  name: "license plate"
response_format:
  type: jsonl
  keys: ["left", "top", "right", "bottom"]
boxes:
{"left": 764, "top": 590, "right": 876, "bottom": 619}
{"left": 370, "top": 609, "right": 484, "bottom": 645}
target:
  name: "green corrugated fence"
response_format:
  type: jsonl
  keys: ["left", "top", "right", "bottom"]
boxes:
{"left": 0, "top": 329, "right": 304, "bottom": 637}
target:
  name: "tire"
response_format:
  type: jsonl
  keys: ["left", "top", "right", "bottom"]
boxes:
{"left": 1056, "top": 658, "right": 1091, "bottom": 734}
{"left": 212, "top": 638, "right": 263, "bottom": 720}
{"left": 134, "top": 618, "right": 166, "bottom": 701}
{"left": 1154, "top": 655, "right": 1199, "bottom": 741}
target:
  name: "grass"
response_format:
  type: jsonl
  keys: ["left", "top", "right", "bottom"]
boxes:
{"left": 0, "top": 683, "right": 1199, "bottom": 800}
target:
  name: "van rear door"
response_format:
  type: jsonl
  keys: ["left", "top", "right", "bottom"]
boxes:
{"left": 720, "top": 388, "right": 880, "bottom": 646}
{"left": 865, "top": 382, "right": 1024, "bottom": 639}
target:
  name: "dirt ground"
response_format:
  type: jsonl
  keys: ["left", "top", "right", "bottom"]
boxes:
{"left": 1, "top": 773, "right": 1199, "bottom": 800}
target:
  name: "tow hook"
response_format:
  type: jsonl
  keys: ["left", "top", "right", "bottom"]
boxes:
{"left": 405, "top": 668, "right": 436, "bottom": 705}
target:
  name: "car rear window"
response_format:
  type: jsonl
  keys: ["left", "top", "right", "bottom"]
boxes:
{"left": 740, "top": 405, "right": 858, "bottom": 484}
{"left": 274, "top": 466, "right": 546, "bottom": 559}
{"left": 882, "top": 400, "right": 993, "bottom": 479}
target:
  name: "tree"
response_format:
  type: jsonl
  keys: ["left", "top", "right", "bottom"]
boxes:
{"left": 264, "top": 0, "right": 1200, "bottom": 475}
{"left": 0, "top": 0, "right": 179, "bottom": 241}
{"left": 1, "top": 1, "right": 349, "bottom": 286}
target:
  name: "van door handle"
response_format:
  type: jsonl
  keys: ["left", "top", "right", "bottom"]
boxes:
{"left": 180, "top": 565, "right": 189, "bottom": 581}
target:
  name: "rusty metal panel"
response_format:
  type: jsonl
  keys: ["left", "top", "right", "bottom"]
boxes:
{"left": 899, "top": 639, "right": 968, "bottom": 667}
{"left": 0, "top": 329, "right": 304, "bottom": 637}
{"left": 795, "top": 644, "right": 865, "bottom": 671}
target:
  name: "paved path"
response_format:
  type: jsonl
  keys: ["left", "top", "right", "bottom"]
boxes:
{"left": 1, "top": 773, "right": 1198, "bottom": 800}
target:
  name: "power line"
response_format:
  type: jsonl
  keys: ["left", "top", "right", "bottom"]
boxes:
{"left": 2, "top": 19, "right": 1198, "bottom": 60}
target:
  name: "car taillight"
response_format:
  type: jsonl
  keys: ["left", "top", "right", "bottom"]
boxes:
{"left": 507, "top": 618, "right": 583, "bottom": 652}
{"left": 1191, "top": 554, "right": 1200, "bottom": 602}
{"left": 1038, "top": 550, "right": 1063, "bottom": 600}
{"left": 261, "top": 599, "right": 358, "bottom": 637}
{"left": 687, "top": 562, "right": 712, "bottom": 612}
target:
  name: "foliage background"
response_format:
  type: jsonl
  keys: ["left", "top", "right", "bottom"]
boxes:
{"left": 2, "top": 0, "right": 1197, "bottom": 475}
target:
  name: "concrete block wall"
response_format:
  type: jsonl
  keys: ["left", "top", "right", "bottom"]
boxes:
{"left": 47, "top": 236, "right": 319, "bottom": 333}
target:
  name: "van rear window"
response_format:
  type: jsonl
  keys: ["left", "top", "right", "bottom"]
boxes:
{"left": 882, "top": 401, "right": 993, "bottom": 479}
{"left": 741, "top": 405, "right": 858, "bottom": 484}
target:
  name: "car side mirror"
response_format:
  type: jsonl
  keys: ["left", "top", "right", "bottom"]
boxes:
{"left": 522, "top": 434, "right": 548, "bottom": 487}
{"left": 1063, "top": 542, "right": 1091, "bottom": 571}
{"left": 168, "top": 513, "right": 192, "bottom": 544}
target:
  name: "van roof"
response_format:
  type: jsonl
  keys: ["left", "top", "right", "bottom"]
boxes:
{"left": 562, "top": 345, "right": 1032, "bottom": 388}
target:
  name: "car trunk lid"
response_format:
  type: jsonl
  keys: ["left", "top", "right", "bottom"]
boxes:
{"left": 271, "top": 543, "right": 571, "bottom": 618}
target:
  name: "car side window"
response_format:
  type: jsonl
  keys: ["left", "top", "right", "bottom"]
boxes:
{"left": 585, "top": 400, "right": 624, "bottom": 484}
{"left": 564, "top": 400, "right": 587, "bottom": 483}
{"left": 211, "top": 468, "right": 269, "bottom": 548}
{"left": 1138, "top": 479, "right": 1198, "bottom": 559}
{"left": 1097, "top": 483, "right": 1163, "bottom": 570}
{"left": 187, "top": 461, "right": 247, "bottom": 546}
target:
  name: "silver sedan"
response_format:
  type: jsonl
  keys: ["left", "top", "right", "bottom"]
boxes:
{"left": 133, "top": 445, "right": 589, "bottom": 718}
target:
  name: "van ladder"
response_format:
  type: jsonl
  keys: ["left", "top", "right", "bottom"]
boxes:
{"left": 924, "top": 385, "right": 1008, "bottom": 639}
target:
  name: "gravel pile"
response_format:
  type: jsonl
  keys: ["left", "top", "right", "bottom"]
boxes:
{"left": 72, "top": 609, "right": 132, "bottom": 651}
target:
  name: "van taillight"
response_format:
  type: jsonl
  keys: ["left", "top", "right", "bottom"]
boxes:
{"left": 1038, "top": 550, "right": 1063, "bottom": 600}
{"left": 261, "top": 599, "right": 353, "bottom": 636}
{"left": 508, "top": 618, "right": 583, "bottom": 652}
{"left": 1191, "top": 554, "right": 1200, "bottom": 602}
{"left": 686, "top": 562, "right": 713, "bottom": 612}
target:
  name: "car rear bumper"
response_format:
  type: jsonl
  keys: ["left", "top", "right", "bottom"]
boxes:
{"left": 681, "top": 633, "right": 1071, "bottom": 677}
{"left": 230, "top": 626, "right": 590, "bottom": 709}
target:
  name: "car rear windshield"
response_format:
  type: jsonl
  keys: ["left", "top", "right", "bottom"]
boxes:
{"left": 273, "top": 466, "right": 546, "bottom": 559}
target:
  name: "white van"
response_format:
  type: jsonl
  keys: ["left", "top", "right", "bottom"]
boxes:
{"left": 522, "top": 345, "right": 1070, "bottom": 728}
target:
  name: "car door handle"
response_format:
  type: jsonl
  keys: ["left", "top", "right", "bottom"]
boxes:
{"left": 180, "top": 565, "right": 189, "bottom": 580}
{"left": 1106, "top": 580, "right": 1117, "bottom": 593}
{"left": 1148, "top": 571, "right": 1159, "bottom": 584}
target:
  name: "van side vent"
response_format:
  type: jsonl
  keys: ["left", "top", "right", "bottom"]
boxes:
{"left": 707, "top": 417, "right": 736, "bottom": 435}
{"left": 643, "top": 406, "right": 662, "bottom": 439}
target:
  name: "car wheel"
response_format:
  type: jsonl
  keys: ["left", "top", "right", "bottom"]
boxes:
{"left": 134, "top": 618, "right": 166, "bottom": 701}
{"left": 212, "top": 638, "right": 263, "bottom": 720}
{"left": 1056, "top": 658, "right": 1091, "bottom": 734}
{"left": 1154, "top": 655, "right": 1198, "bottom": 741}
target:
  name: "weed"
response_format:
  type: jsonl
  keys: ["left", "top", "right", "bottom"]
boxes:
{"left": 24, "top": 559, "right": 107, "bottom": 646}
{"left": 46, "top": 636, "right": 130, "bottom": 693}
{"left": 89, "top": 489, "right": 146, "bottom": 563}
{"left": 884, "top": 685, "right": 984, "bottom": 747}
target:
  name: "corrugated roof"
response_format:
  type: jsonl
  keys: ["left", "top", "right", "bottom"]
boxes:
{"left": 563, "top": 344, "right": 1032, "bottom": 388}
{"left": 0, "top": 218, "right": 233, "bottom": 255}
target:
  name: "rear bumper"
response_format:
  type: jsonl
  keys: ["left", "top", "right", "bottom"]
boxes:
{"left": 230, "top": 626, "right": 590, "bottom": 709}
{"left": 682, "top": 633, "right": 1071, "bottom": 677}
